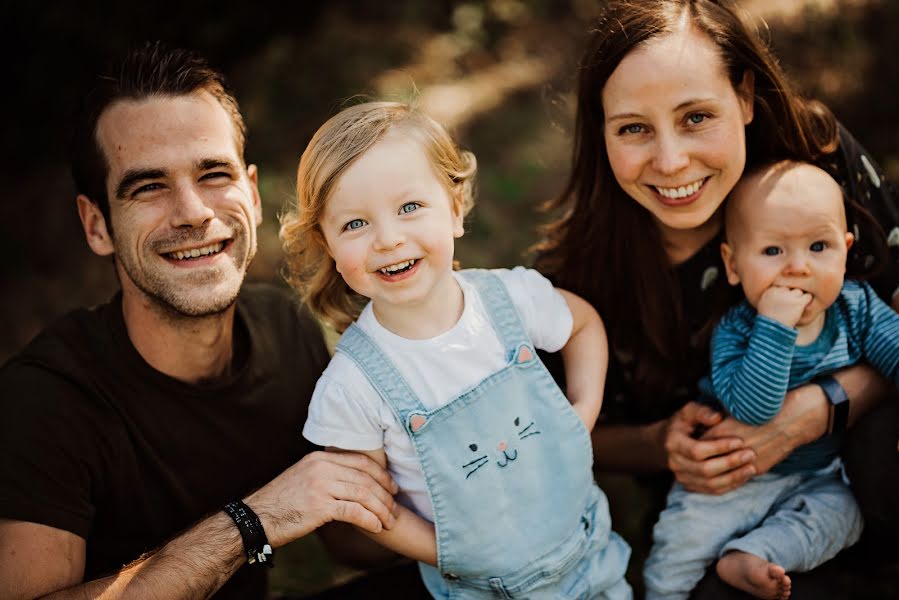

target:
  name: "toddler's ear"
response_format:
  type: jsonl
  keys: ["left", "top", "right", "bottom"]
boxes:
{"left": 720, "top": 242, "right": 741, "bottom": 286}
{"left": 451, "top": 197, "right": 465, "bottom": 239}
{"left": 844, "top": 231, "right": 854, "bottom": 251}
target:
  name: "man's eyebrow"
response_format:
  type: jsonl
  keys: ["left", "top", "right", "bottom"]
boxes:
{"left": 115, "top": 169, "right": 167, "bottom": 199}
{"left": 197, "top": 157, "right": 238, "bottom": 171}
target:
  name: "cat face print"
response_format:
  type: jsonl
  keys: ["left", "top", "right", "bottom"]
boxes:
{"left": 462, "top": 416, "right": 541, "bottom": 479}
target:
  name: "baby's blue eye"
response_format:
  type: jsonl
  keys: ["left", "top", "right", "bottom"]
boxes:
{"left": 810, "top": 241, "right": 826, "bottom": 252}
{"left": 399, "top": 202, "right": 419, "bottom": 214}
{"left": 763, "top": 247, "right": 781, "bottom": 256}
{"left": 345, "top": 219, "right": 365, "bottom": 231}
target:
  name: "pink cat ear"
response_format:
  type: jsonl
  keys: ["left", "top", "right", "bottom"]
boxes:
{"left": 410, "top": 415, "right": 427, "bottom": 432}
{"left": 516, "top": 345, "right": 533, "bottom": 364}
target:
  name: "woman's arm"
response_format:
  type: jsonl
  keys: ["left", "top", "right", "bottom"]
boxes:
{"left": 327, "top": 448, "right": 437, "bottom": 566}
{"left": 558, "top": 289, "right": 607, "bottom": 430}
{"left": 704, "top": 363, "right": 893, "bottom": 476}
{"left": 592, "top": 403, "right": 756, "bottom": 494}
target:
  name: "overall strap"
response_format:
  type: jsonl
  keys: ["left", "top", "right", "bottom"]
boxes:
{"left": 336, "top": 325, "right": 428, "bottom": 421}
{"left": 460, "top": 269, "right": 531, "bottom": 358}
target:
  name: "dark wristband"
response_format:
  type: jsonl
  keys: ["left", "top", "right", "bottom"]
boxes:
{"left": 814, "top": 376, "right": 849, "bottom": 435}
{"left": 223, "top": 500, "right": 274, "bottom": 568}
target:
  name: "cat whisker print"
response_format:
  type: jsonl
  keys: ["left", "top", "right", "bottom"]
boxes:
{"left": 516, "top": 417, "right": 540, "bottom": 440}
{"left": 463, "top": 444, "right": 489, "bottom": 479}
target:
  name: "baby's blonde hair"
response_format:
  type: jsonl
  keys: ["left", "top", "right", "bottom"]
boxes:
{"left": 280, "top": 101, "right": 477, "bottom": 333}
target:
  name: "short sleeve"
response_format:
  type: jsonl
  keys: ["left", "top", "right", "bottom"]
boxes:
{"left": 494, "top": 267, "right": 573, "bottom": 353}
{"left": 302, "top": 358, "right": 386, "bottom": 451}
{"left": 0, "top": 365, "right": 101, "bottom": 538}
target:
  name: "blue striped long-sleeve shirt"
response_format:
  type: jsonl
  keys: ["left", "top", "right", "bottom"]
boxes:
{"left": 699, "top": 279, "right": 899, "bottom": 473}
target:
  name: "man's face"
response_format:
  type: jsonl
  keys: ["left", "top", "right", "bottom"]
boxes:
{"left": 95, "top": 92, "right": 262, "bottom": 317}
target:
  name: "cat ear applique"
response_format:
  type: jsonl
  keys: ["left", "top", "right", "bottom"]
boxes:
{"left": 408, "top": 413, "right": 428, "bottom": 434}
{"left": 514, "top": 344, "right": 534, "bottom": 365}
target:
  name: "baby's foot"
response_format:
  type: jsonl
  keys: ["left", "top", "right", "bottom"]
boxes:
{"left": 716, "top": 551, "right": 791, "bottom": 600}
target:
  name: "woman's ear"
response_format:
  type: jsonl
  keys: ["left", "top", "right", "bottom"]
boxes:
{"left": 737, "top": 70, "right": 755, "bottom": 126}
{"left": 77, "top": 195, "right": 115, "bottom": 256}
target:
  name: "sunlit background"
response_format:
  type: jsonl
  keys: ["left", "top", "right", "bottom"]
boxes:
{"left": 4, "top": 0, "right": 898, "bottom": 595}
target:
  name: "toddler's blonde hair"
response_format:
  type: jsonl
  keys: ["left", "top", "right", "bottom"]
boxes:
{"left": 280, "top": 101, "right": 477, "bottom": 333}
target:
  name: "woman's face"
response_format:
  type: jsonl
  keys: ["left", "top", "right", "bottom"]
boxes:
{"left": 602, "top": 25, "right": 754, "bottom": 239}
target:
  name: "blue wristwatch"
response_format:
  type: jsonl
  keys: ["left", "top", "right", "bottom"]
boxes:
{"left": 814, "top": 376, "right": 849, "bottom": 435}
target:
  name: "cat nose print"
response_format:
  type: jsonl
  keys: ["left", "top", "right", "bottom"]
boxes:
{"left": 497, "top": 441, "right": 506, "bottom": 452}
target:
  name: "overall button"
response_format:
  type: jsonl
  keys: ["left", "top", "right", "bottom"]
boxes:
{"left": 443, "top": 572, "right": 460, "bottom": 581}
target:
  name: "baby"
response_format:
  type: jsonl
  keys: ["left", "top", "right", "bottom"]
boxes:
{"left": 644, "top": 160, "right": 899, "bottom": 600}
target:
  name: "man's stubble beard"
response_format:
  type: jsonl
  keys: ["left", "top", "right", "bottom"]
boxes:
{"left": 114, "top": 220, "right": 255, "bottom": 321}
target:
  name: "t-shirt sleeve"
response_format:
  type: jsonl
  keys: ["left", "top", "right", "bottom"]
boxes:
{"left": 494, "top": 266, "right": 574, "bottom": 353}
{"left": 0, "top": 364, "right": 100, "bottom": 538}
{"left": 302, "top": 359, "right": 386, "bottom": 452}
{"left": 828, "top": 124, "right": 899, "bottom": 304}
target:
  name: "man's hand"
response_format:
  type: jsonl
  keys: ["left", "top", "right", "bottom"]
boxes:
{"left": 757, "top": 286, "right": 812, "bottom": 327}
{"left": 663, "top": 402, "right": 757, "bottom": 495}
{"left": 246, "top": 451, "right": 399, "bottom": 548}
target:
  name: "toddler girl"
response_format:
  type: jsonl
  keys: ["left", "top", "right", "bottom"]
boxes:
{"left": 280, "top": 101, "right": 631, "bottom": 599}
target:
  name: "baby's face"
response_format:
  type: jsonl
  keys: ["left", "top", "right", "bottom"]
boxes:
{"left": 723, "top": 163, "right": 854, "bottom": 327}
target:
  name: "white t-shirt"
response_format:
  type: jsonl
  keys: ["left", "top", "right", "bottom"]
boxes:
{"left": 303, "top": 267, "right": 573, "bottom": 520}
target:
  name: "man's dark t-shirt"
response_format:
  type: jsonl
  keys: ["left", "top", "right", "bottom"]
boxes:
{"left": 0, "top": 283, "right": 329, "bottom": 598}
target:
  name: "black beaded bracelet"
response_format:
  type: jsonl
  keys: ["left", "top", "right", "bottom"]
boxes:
{"left": 223, "top": 500, "right": 274, "bottom": 568}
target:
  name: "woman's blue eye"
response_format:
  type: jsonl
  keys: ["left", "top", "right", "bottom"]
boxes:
{"left": 687, "top": 113, "right": 707, "bottom": 124}
{"left": 763, "top": 246, "right": 781, "bottom": 256}
{"left": 400, "top": 202, "right": 420, "bottom": 214}
{"left": 620, "top": 124, "right": 644, "bottom": 135}
{"left": 345, "top": 219, "right": 365, "bottom": 231}
{"left": 810, "top": 241, "right": 826, "bottom": 252}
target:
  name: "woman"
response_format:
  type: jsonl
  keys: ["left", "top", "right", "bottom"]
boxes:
{"left": 535, "top": 1, "right": 899, "bottom": 597}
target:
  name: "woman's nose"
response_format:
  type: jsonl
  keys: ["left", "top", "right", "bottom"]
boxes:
{"left": 652, "top": 132, "right": 690, "bottom": 175}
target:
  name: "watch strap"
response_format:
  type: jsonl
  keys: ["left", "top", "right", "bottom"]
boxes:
{"left": 814, "top": 375, "right": 849, "bottom": 435}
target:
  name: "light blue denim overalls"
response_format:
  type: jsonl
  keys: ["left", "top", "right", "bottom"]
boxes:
{"left": 337, "top": 270, "right": 632, "bottom": 599}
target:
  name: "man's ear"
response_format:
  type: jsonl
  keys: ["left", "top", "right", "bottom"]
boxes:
{"left": 77, "top": 195, "right": 115, "bottom": 256}
{"left": 721, "top": 242, "right": 741, "bottom": 286}
{"left": 247, "top": 164, "right": 263, "bottom": 225}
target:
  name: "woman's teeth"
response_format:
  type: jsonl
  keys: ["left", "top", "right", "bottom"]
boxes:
{"left": 379, "top": 259, "right": 417, "bottom": 275}
{"left": 167, "top": 242, "right": 224, "bottom": 260}
{"left": 655, "top": 178, "right": 704, "bottom": 199}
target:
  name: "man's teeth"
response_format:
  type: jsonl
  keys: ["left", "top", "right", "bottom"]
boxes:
{"left": 168, "top": 242, "right": 224, "bottom": 260}
{"left": 655, "top": 179, "right": 704, "bottom": 199}
{"left": 379, "top": 259, "right": 417, "bottom": 275}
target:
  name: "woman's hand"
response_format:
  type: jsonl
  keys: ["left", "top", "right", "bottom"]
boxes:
{"left": 703, "top": 382, "right": 828, "bottom": 476}
{"left": 662, "top": 401, "right": 756, "bottom": 495}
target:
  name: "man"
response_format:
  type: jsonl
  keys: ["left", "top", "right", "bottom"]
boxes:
{"left": 0, "top": 43, "right": 404, "bottom": 599}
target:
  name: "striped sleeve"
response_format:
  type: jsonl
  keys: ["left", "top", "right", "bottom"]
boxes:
{"left": 854, "top": 282, "right": 899, "bottom": 385}
{"left": 710, "top": 308, "right": 799, "bottom": 425}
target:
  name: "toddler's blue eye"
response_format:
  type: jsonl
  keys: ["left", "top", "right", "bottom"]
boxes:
{"left": 345, "top": 219, "right": 365, "bottom": 231}
{"left": 763, "top": 247, "right": 781, "bottom": 256}
{"left": 810, "top": 241, "right": 826, "bottom": 252}
{"left": 400, "top": 202, "right": 419, "bottom": 214}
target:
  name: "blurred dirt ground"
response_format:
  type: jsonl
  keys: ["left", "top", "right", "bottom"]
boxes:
{"left": 3, "top": 1, "right": 898, "bottom": 597}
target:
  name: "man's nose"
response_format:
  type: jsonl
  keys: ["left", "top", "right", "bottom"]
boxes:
{"left": 171, "top": 185, "right": 215, "bottom": 228}
{"left": 651, "top": 131, "right": 690, "bottom": 175}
